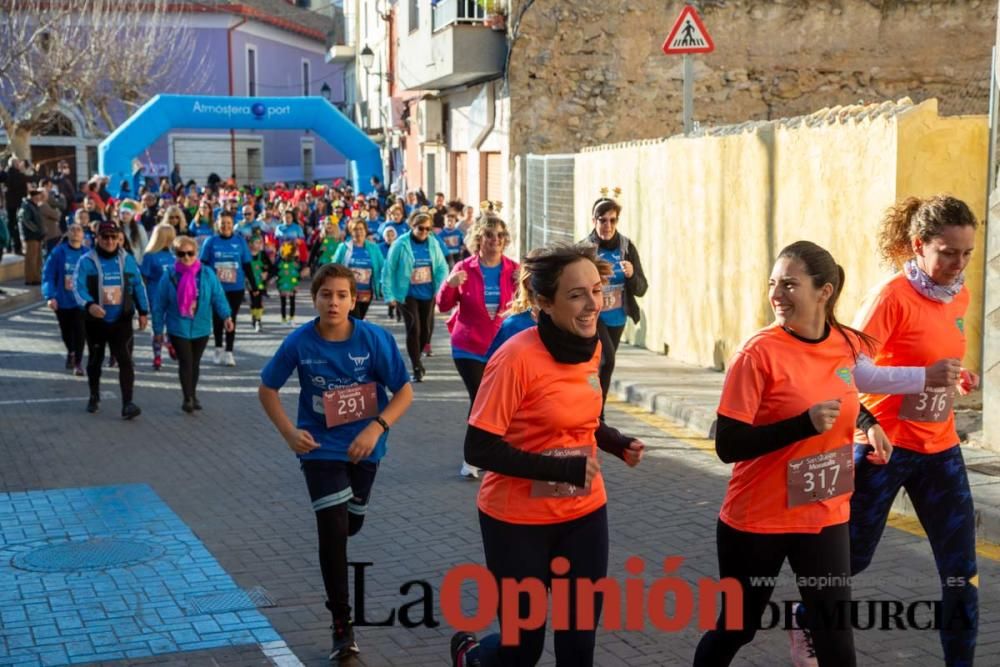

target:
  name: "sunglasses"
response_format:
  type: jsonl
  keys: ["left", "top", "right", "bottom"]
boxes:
{"left": 415, "top": 226, "right": 432, "bottom": 232}
{"left": 98, "top": 234, "right": 117, "bottom": 240}
{"left": 482, "top": 231, "right": 507, "bottom": 240}
{"left": 597, "top": 216, "right": 618, "bottom": 224}
{"left": 176, "top": 250, "right": 196, "bottom": 258}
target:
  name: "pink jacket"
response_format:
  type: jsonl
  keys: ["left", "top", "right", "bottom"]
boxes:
{"left": 436, "top": 255, "right": 520, "bottom": 357}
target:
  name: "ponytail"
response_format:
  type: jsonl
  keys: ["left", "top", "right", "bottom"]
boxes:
{"left": 877, "top": 197, "right": 923, "bottom": 267}
{"left": 877, "top": 195, "right": 978, "bottom": 268}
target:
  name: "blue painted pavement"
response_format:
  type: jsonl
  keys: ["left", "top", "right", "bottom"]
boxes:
{"left": 0, "top": 484, "right": 280, "bottom": 666}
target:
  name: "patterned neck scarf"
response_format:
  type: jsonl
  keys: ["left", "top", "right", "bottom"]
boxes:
{"left": 904, "top": 258, "right": 964, "bottom": 304}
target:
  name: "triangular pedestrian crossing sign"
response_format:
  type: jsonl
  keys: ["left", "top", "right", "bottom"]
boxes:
{"left": 662, "top": 6, "right": 715, "bottom": 55}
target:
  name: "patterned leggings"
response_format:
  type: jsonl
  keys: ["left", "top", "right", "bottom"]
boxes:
{"left": 850, "top": 443, "right": 978, "bottom": 667}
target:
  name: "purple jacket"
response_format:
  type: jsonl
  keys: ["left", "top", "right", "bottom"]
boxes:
{"left": 436, "top": 255, "right": 519, "bottom": 357}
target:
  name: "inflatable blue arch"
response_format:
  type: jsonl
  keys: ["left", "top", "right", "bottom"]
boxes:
{"left": 99, "top": 95, "right": 382, "bottom": 196}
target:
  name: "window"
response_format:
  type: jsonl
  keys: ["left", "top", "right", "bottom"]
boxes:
{"left": 302, "top": 60, "right": 310, "bottom": 96}
{"left": 247, "top": 46, "right": 258, "bottom": 97}
{"left": 409, "top": 0, "right": 419, "bottom": 33}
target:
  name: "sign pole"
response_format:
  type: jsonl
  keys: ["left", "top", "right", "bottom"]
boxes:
{"left": 683, "top": 54, "right": 693, "bottom": 135}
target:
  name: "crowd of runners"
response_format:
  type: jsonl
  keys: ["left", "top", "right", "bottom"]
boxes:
{"left": 7, "top": 165, "right": 982, "bottom": 666}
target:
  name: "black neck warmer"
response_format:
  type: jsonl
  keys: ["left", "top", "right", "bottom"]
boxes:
{"left": 96, "top": 246, "right": 118, "bottom": 260}
{"left": 537, "top": 310, "right": 599, "bottom": 364}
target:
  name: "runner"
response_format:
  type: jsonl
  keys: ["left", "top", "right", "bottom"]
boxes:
{"left": 309, "top": 218, "right": 343, "bottom": 270}
{"left": 276, "top": 237, "right": 308, "bottom": 326}
{"left": 72, "top": 221, "right": 150, "bottom": 419}
{"left": 188, "top": 200, "right": 215, "bottom": 249}
{"left": 439, "top": 209, "right": 465, "bottom": 270}
{"left": 247, "top": 234, "right": 274, "bottom": 333}
{"left": 583, "top": 190, "right": 647, "bottom": 413}
{"left": 331, "top": 218, "right": 384, "bottom": 321}
{"left": 199, "top": 210, "right": 257, "bottom": 367}
{"left": 693, "top": 240, "right": 901, "bottom": 667}
{"left": 382, "top": 209, "right": 449, "bottom": 381}
{"left": 436, "top": 215, "right": 518, "bottom": 479}
{"left": 42, "top": 222, "right": 88, "bottom": 376}
{"left": 847, "top": 195, "right": 980, "bottom": 667}
{"left": 140, "top": 224, "right": 178, "bottom": 370}
{"left": 258, "top": 263, "right": 414, "bottom": 662}
{"left": 451, "top": 243, "right": 644, "bottom": 667}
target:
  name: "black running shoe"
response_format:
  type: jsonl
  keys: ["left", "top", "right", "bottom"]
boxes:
{"left": 450, "top": 632, "right": 480, "bottom": 667}
{"left": 182, "top": 398, "right": 195, "bottom": 414}
{"left": 86, "top": 396, "right": 100, "bottom": 413}
{"left": 192, "top": 397, "right": 203, "bottom": 411}
{"left": 329, "top": 618, "right": 360, "bottom": 661}
{"left": 121, "top": 402, "right": 141, "bottom": 420}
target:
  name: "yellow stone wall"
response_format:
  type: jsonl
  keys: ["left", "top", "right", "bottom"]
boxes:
{"left": 573, "top": 99, "right": 987, "bottom": 371}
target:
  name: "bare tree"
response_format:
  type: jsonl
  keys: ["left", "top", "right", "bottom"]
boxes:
{"left": 0, "top": 0, "right": 208, "bottom": 160}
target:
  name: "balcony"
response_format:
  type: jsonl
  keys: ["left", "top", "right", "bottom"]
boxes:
{"left": 397, "top": 0, "right": 506, "bottom": 91}
{"left": 325, "top": 1, "right": 356, "bottom": 63}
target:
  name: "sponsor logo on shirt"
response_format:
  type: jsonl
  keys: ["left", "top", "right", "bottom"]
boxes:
{"left": 587, "top": 373, "right": 601, "bottom": 393}
{"left": 836, "top": 368, "right": 852, "bottom": 386}
{"left": 956, "top": 317, "right": 965, "bottom": 334}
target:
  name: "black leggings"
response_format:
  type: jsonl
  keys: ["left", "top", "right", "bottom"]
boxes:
{"left": 597, "top": 321, "right": 625, "bottom": 412}
{"left": 169, "top": 335, "right": 209, "bottom": 401}
{"left": 475, "top": 506, "right": 609, "bottom": 667}
{"left": 694, "top": 519, "right": 856, "bottom": 667}
{"left": 351, "top": 299, "right": 371, "bottom": 320}
{"left": 280, "top": 293, "right": 297, "bottom": 320}
{"left": 55, "top": 307, "right": 86, "bottom": 362}
{"left": 401, "top": 297, "right": 434, "bottom": 369}
{"left": 213, "top": 290, "right": 243, "bottom": 350}
{"left": 453, "top": 357, "right": 486, "bottom": 412}
{"left": 85, "top": 316, "right": 135, "bottom": 404}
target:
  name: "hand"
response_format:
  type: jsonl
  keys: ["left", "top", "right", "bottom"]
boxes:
{"left": 621, "top": 260, "right": 634, "bottom": 279}
{"left": 47, "top": 299, "right": 58, "bottom": 311}
{"left": 925, "top": 358, "right": 961, "bottom": 389}
{"left": 623, "top": 439, "right": 645, "bottom": 467}
{"left": 283, "top": 427, "right": 319, "bottom": 454}
{"left": 583, "top": 455, "right": 601, "bottom": 487}
{"left": 447, "top": 270, "right": 468, "bottom": 288}
{"left": 88, "top": 303, "right": 106, "bottom": 318}
{"left": 224, "top": 318, "right": 235, "bottom": 332}
{"left": 959, "top": 369, "right": 980, "bottom": 395}
{"left": 347, "top": 422, "right": 381, "bottom": 463}
{"left": 866, "top": 424, "right": 893, "bottom": 465}
{"left": 137, "top": 314, "right": 148, "bottom": 331}
{"left": 808, "top": 399, "right": 841, "bottom": 433}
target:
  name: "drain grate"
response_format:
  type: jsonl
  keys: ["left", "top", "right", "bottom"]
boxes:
{"left": 184, "top": 586, "right": 276, "bottom": 615}
{"left": 12, "top": 537, "right": 166, "bottom": 572}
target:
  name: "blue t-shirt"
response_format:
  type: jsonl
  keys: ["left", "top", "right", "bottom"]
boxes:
{"left": 259, "top": 318, "right": 410, "bottom": 462}
{"left": 407, "top": 237, "right": 434, "bottom": 301}
{"left": 200, "top": 235, "right": 252, "bottom": 292}
{"left": 486, "top": 310, "right": 536, "bottom": 359}
{"left": 276, "top": 223, "right": 305, "bottom": 242}
{"left": 439, "top": 228, "right": 464, "bottom": 256}
{"left": 345, "top": 244, "right": 373, "bottom": 293}
{"left": 140, "top": 249, "right": 175, "bottom": 304}
{"left": 378, "top": 221, "right": 409, "bottom": 242}
{"left": 189, "top": 220, "right": 215, "bottom": 249}
{"left": 597, "top": 246, "right": 627, "bottom": 327}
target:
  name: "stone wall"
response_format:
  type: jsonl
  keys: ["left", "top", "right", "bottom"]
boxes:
{"left": 508, "top": 0, "right": 995, "bottom": 155}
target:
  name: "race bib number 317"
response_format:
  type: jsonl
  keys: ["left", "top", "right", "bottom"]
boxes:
{"left": 787, "top": 444, "right": 854, "bottom": 508}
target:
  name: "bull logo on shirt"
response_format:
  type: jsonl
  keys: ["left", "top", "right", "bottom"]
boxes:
{"left": 836, "top": 368, "right": 852, "bottom": 386}
{"left": 349, "top": 352, "right": 370, "bottom": 369}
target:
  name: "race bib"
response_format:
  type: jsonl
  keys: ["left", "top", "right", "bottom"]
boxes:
{"left": 787, "top": 445, "right": 854, "bottom": 508}
{"left": 351, "top": 267, "right": 373, "bottom": 285}
{"left": 320, "top": 382, "right": 378, "bottom": 428}
{"left": 101, "top": 285, "right": 122, "bottom": 306}
{"left": 602, "top": 285, "right": 624, "bottom": 311}
{"left": 64, "top": 275, "right": 74, "bottom": 291}
{"left": 411, "top": 265, "right": 432, "bottom": 285}
{"left": 445, "top": 235, "right": 460, "bottom": 247}
{"left": 530, "top": 446, "right": 594, "bottom": 498}
{"left": 357, "top": 289, "right": 373, "bottom": 303}
{"left": 898, "top": 387, "right": 954, "bottom": 423}
{"left": 216, "top": 261, "right": 238, "bottom": 284}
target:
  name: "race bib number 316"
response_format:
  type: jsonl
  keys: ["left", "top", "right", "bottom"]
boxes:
{"left": 898, "top": 387, "right": 954, "bottom": 423}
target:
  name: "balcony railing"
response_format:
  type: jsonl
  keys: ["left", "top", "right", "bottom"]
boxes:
{"left": 327, "top": 0, "right": 355, "bottom": 48}
{"left": 432, "top": 0, "right": 487, "bottom": 32}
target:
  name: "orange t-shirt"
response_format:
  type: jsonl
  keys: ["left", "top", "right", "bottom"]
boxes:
{"left": 718, "top": 324, "right": 860, "bottom": 534}
{"left": 853, "top": 272, "right": 968, "bottom": 454}
{"left": 468, "top": 328, "right": 607, "bottom": 525}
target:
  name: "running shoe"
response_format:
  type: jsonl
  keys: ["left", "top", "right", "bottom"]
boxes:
{"left": 121, "top": 402, "right": 141, "bottom": 420}
{"left": 789, "top": 603, "right": 818, "bottom": 667}
{"left": 182, "top": 398, "right": 195, "bottom": 414}
{"left": 65, "top": 353, "right": 73, "bottom": 370}
{"left": 329, "top": 618, "right": 360, "bottom": 661}
{"left": 450, "top": 632, "right": 481, "bottom": 667}
{"left": 213, "top": 347, "right": 224, "bottom": 365}
{"left": 413, "top": 364, "right": 425, "bottom": 383}
{"left": 253, "top": 320, "right": 261, "bottom": 333}
{"left": 460, "top": 463, "right": 480, "bottom": 480}
{"left": 424, "top": 343, "right": 433, "bottom": 357}
{"left": 167, "top": 342, "right": 177, "bottom": 360}
{"left": 86, "top": 396, "right": 100, "bottom": 413}
{"left": 152, "top": 356, "right": 162, "bottom": 371}
{"left": 224, "top": 351, "right": 236, "bottom": 367}
{"left": 74, "top": 364, "right": 84, "bottom": 377}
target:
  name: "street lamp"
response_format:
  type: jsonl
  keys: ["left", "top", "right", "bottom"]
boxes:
{"left": 320, "top": 82, "right": 332, "bottom": 101}
{"left": 360, "top": 45, "right": 374, "bottom": 71}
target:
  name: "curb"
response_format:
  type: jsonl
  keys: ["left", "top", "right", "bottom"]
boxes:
{"left": 612, "top": 374, "right": 1000, "bottom": 547}
{"left": 0, "top": 286, "right": 41, "bottom": 316}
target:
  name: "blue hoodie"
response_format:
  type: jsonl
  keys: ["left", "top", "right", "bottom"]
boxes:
{"left": 42, "top": 241, "right": 87, "bottom": 309}
{"left": 153, "top": 265, "right": 232, "bottom": 339}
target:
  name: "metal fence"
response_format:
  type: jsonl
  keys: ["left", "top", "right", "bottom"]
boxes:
{"left": 523, "top": 153, "right": 576, "bottom": 255}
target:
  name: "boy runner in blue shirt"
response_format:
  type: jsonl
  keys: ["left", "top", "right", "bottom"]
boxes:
{"left": 258, "top": 263, "right": 413, "bottom": 661}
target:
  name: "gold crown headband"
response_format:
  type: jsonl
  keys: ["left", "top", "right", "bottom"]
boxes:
{"left": 593, "top": 187, "right": 622, "bottom": 217}
{"left": 480, "top": 200, "right": 503, "bottom": 213}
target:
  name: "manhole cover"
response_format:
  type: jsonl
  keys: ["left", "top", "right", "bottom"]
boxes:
{"left": 184, "top": 586, "right": 276, "bottom": 615}
{"left": 11, "top": 537, "right": 166, "bottom": 572}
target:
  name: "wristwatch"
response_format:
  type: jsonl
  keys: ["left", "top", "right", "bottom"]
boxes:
{"left": 374, "top": 416, "right": 390, "bottom": 433}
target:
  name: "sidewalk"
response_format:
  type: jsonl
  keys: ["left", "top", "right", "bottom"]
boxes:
{"left": 609, "top": 342, "right": 1000, "bottom": 545}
